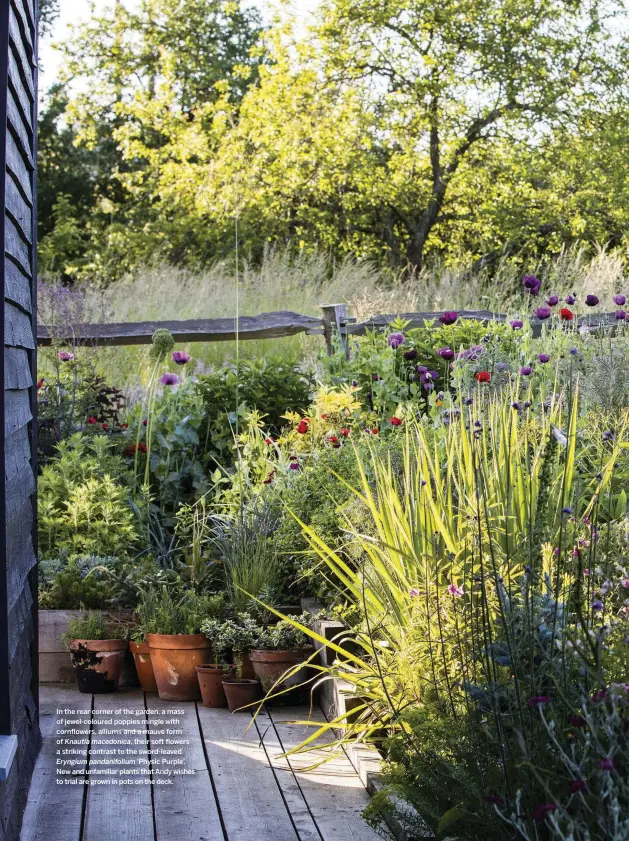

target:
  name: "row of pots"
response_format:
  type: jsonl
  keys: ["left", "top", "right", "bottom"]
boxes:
{"left": 69, "top": 633, "right": 313, "bottom": 712}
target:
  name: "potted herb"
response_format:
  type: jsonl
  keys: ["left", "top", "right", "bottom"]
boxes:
{"left": 249, "top": 614, "right": 315, "bottom": 705}
{"left": 201, "top": 614, "right": 261, "bottom": 712}
{"left": 195, "top": 618, "right": 235, "bottom": 708}
{"left": 142, "top": 587, "right": 223, "bottom": 701}
{"left": 63, "top": 611, "right": 128, "bottom": 694}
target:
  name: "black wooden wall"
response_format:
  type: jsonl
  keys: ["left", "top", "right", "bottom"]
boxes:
{"left": 0, "top": 0, "right": 39, "bottom": 838}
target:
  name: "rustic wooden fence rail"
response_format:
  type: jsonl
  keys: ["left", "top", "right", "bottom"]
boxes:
{"left": 37, "top": 304, "right": 623, "bottom": 354}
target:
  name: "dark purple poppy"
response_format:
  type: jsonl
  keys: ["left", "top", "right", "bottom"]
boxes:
{"left": 614, "top": 294, "right": 626, "bottom": 306}
{"left": 616, "top": 310, "right": 627, "bottom": 320}
{"left": 565, "top": 294, "right": 577, "bottom": 304}
{"left": 510, "top": 319, "right": 524, "bottom": 330}
{"left": 437, "top": 347, "right": 454, "bottom": 360}
{"left": 403, "top": 349, "right": 418, "bottom": 361}
{"left": 439, "top": 311, "right": 458, "bottom": 325}
{"left": 522, "top": 275, "right": 542, "bottom": 296}
{"left": 538, "top": 353, "right": 551, "bottom": 363}
{"left": 546, "top": 295, "right": 559, "bottom": 306}
{"left": 535, "top": 306, "right": 552, "bottom": 320}
{"left": 569, "top": 714, "right": 586, "bottom": 728}
{"left": 172, "top": 351, "right": 191, "bottom": 365}
{"left": 520, "top": 366, "right": 533, "bottom": 376}
{"left": 532, "top": 804, "right": 557, "bottom": 823}
{"left": 160, "top": 373, "right": 180, "bottom": 386}
{"left": 568, "top": 779, "right": 587, "bottom": 794}
{"left": 528, "top": 695, "right": 550, "bottom": 707}
{"left": 416, "top": 365, "right": 428, "bottom": 375}
{"left": 388, "top": 332, "right": 405, "bottom": 348}
{"left": 585, "top": 294, "right": 599, "bottom": 307}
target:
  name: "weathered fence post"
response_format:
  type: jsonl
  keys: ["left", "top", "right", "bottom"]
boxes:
{"left": 321, "top": 303, "right": 350, "bottom": 358}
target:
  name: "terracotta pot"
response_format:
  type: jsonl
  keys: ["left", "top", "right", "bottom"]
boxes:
{"left": 239, "top": 651, "right": 256, "bottom": 680}
{"left": 147, "top": 633, "right": 211, "bottom": 701}
{"left": 249, "top": 648, "right": 315, "bottom": 705}
{"left": 196, "top": 664, "right": 235, "bottom": 708}
{"left": 130, "top": 641, "right": 158, "bottom": 693}
{"left": 69, "top": 639, "right": 128, "bottom": 694}
{"left": 222, "top": 679, "right": 261, "bottom": 713}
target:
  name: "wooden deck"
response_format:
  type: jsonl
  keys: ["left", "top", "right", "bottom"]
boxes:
{"left": 21, "top": 686, "right": 382, "bottom": 841}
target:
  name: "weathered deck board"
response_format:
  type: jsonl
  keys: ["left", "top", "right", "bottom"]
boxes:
{"left": 82, "top": 693, "right": 153, "bottom": 841}
{"left": 147, "top": 698, "right": 223, "bottom": 841}
{"left": 265, "top": 707, "right": 382, "bottom": 841}
{"left": 22, "top": 688, "right": 384, "bottom": 841}
{"left": 197, "top": 705, "right": 299, "bottom": 841}
{"left": 20, "top": 686, "right": 88, "bottom": 841}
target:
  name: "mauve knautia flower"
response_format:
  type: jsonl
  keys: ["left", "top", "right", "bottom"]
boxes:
{"left": 160, "top": 372, "right": 180, "bottom": 386}
{"left": 172, "top": 351, "right": 191, "bottom": 365}
{"left": 546, "top": 295, "right": 559, "bottom": 306}
{"left": 439, "top": 311, "right": 458, "bottom": 325}
{"left": 585, "top": 294, "right": 599, "bottom": 306}
{"left": 528, "top": 695, "right": 550, "bottom": 707}
{"left": 447, "top": 583, "right": 464, "bottom": 597}
{"left": 522, "top": 275, "right": 542, "bottom": 296}
{"left": 437, "top": 347, "right": 454, "bottom": 360}
{"left": 520, "top": 365, "right": 533, "bottom": 376}
{"left": 568, "top": 779, "right": 588, "bottom": 794}
{"left": 388, "top": 332, "right": 405, "bottom": 348}
{"left": 510, "top": 319, "right": 524, "bottom": 329}
{"left": 538, "top": 353, "right": 551, "bottom": 363}
{"left": 598, "top": 757, "right": 615, "bottom": 771}
{"left": 57, "top": 351, "right": 74, "bottom": 362}
{"left": 532, "top": 804, "right": 557, "bottom": 823}
{"left": 535, "top": 306, "right": 552, "bottom": 320}
{"left": 614, "top": 294, "right": 626, "bottom": 306}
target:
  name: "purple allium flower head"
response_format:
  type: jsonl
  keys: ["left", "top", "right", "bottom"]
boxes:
{"left": 520, "top": 365, "right": 533, "bottom": 376}
{"left": 535, "top": 306, "right": 552, "bottom": 320}
{"left": 565, "top": 294, "right": 577, "bottom": 304}
{"left": 388, "top": 332, "right": 405, "bottom": 348}
{"left": 160, "top": 373, "right": 180, "bottom": 386}
{"left": 538, "top": 353, "right": 551, "bottom": 363}
{"left": 568, "top": 779, "right": 588, "bottom": 794}
{"left": 510, "top": 319, "right": 524, "bottom": 330}
{"left": 57, "top": 351, "right": 74, "bottom": 362}
{"left": 614, "top": 294, "right": 626, "bottom": 306}
{"left": 591, "top": 600, "right": 604, "bottom": 612}
{"left": 447, "top": 583, "right": 464, "bottom": 597}
{"left": 546, "top": 295, "right": 559, "bottom": 306}
{"left": 522, "top": 275, "right": 542, "bottom": 296}
{"left": 437, "top": 347, "right": 454, "bottom": 360}
{"left": 403, "top": 349, "right": 418, "bottom": 361}
{"left": 171, "top": 351, "right": 191, "bottom": 365}
{"left": 598, "top": 757, "right": 615, "bottom": 771}
{"left": 585, "top": 294, "right": 599, "bottom": 307}
{"left": 439, "top": 311, "right": 458, "bottom": 325}
{"left": 528, "top": 695, "right": 550, "bottom": 707}
{"left": 532, "top": 804, "right": 557, "bottom": 823}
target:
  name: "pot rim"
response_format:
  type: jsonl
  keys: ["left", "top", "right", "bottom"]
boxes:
{"left": 70, "top": 638, "right": 128, "bottom": 651}
{"left": 147, "top": 633, "right": 209, "bottom": 650}
{"left": 249, "top": 646, "right": 315, "bottom": 658}
{"left": 222, "top": 678, "right": 259, "bottom": 686}
{"left": 196, "top": 663, "right": 234, "bottom": 672}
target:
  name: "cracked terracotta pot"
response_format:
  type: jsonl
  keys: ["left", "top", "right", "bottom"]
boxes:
{"left": 147, "top": 633, "right": 211, "bottom": 701}
{"left": 69, "top": 639, "right": 127, "bottom": 694}
{"left": 130, "top": 640, "right": 158, "bottom": 693}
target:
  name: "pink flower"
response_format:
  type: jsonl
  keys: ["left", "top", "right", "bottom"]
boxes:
{"left": 447, "top": 583, "right": 464, "bottom": 597}
{"left": 57, "top": 351, "right": 74, "bottom": 362}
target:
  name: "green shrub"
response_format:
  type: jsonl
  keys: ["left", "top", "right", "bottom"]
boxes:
{"left": 63, "top": 611, "right": 128, "bottom": 645}
{"left": 39, "top": 556, "right": 118, "bottom": 609}
{"left": 38, "top": 433, "right": 140, "bottom": 559}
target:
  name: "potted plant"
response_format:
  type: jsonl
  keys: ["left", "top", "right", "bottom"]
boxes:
{"left": 142, "top": 587, "right": 223, "bottom": 701}
{"left": 196, "top": 618, "right": 236, "bottom": 708}
{"left": 63, "top": 611, "right": 128, "bottom": 694}
{"left": 202, "top": 614, "right": 261, "bottom": 712}
{"left": 249, "top": 614, "right": 315, "bottom": 705}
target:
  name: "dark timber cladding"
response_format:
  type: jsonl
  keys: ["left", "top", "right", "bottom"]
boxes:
{"left": 0, "top": 0, "right": 39, "bottom": 839}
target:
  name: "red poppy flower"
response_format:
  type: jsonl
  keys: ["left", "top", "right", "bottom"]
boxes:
{"left": 296, "top": 420, "right": 309, "bottom": 434}
{"left": 263, "top": 471, "right": 276, "bottom": 485}
{"left": 37, "top": 378, "right": 45, "bottom": 390}
{"left": 339, "top": 428, "right": 350, "bottom": 438}
{"left": 119, "top": 423, "right": 128, "bottom": 430}
{"left": 143, "top": 419, "right": 148, "bottom": 426}
{"left": 264, "top": 437, "right": 274, "bottom": 445}
{"left": 123, "top": 444, "right": 137, "bottom": 457}
{"left": 328, "top": 435, "right": 340, "bottom": 448}
{"left": 101, "top": 423, "right": 109, "bottom": 430}
{"left": 475, "top": 371, "right": 491, "bottom": 383}
{"left": 388, "top": 417, "right": 403, "bottom": 426}
{"left": 138, "top": 443, "right": 147, "bottom": 453}
{"left": 87, "top": 417, "right": 97, "bottom": 425}
{"left": 321, "top": 413, "right": 328, "bottom": 419}
{"left": 371, "top": 427, "right": 379, "bottom": 435}
{"left": 560, "top": 308, "right": 574, "bottom": 321}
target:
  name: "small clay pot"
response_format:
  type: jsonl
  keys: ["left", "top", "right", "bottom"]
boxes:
{"left": 69, "top": 639, "right": 128, "bottom": 694}
{"left": 249, "top": 648, "right": 315, "bottom": 705}
{"left": 196, "top": 664, "right": 235, "bottom": 708}
{"left": 130, "top": 640, "right": 158, "bottom": 693}
{"left": 147, "top": 633, "right": 211, "bottom": 701}
{"left": 222, "top": 679, "right": 261, "bottom": 713}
